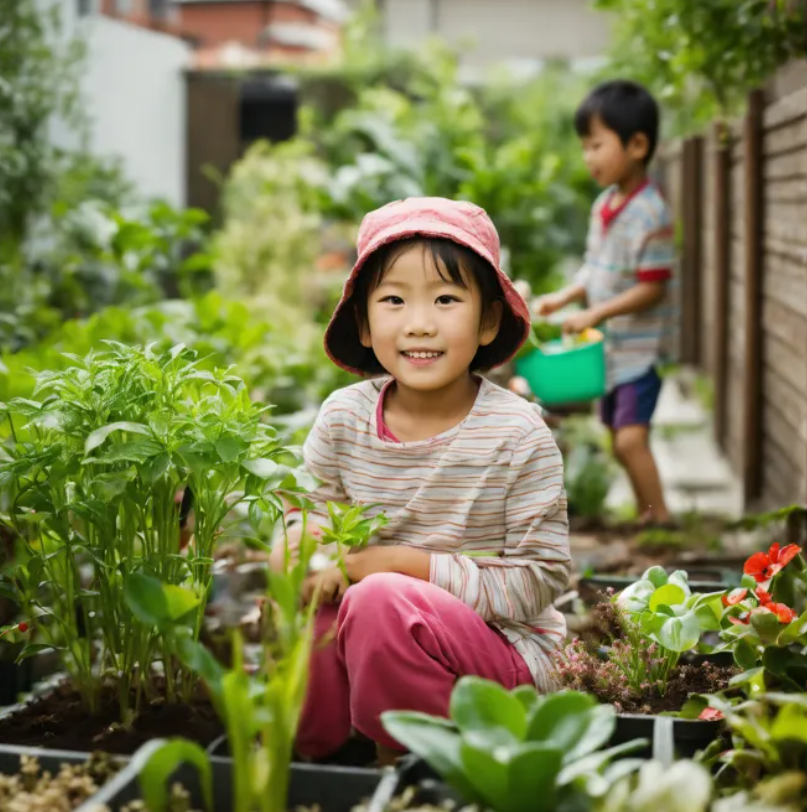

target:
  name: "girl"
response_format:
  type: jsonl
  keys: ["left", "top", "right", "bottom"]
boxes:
{"left": 272, "top": 197, "right": 570, "bottom": 764}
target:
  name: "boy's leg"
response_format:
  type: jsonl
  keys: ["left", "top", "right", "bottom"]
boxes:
{"left": 607, "top": 369, "right": 670, "bottom": 523}
{"left": 613, "top": 425, "right": 670, "bottom": 523}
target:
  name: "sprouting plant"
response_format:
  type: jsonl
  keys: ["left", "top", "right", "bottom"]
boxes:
{"left": 382, "top": 678, "right": 647, "bottom": 812}
{"left": 0, "top": 343, "right": 309, "bottom": 723}
{"left": 557, "top": 568, "right": 734, "bottom": 710}
{"left": 140, "top": 501, "right": 387, "bottom": 812}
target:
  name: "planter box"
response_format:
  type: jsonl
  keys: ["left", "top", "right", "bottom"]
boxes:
{"left": 579, "top": 573, "right": 731, "bottom": 603}
{"left": 91, "top": 740, "right": 393, "bottom": 812}
{"left": 0, "top": 676, "right": 222, "bottom": 755}
{"left": 206, "top": 732, "right": 379, "bottom": 767}
{"left": 613, "top": 713, "right": 721, "bottom": 760}
{"left": 0, "top": 743, "right": 131, "bottom": 812}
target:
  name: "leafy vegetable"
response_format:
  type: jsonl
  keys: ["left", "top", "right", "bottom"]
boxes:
{"left": 382, "top": 679, "right": 646, "bottom": 812}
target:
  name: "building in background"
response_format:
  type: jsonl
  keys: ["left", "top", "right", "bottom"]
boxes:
{"left": 176, "top": 0, "right": 348, "bottom": 68}
{"left": 346, "top": 0, "right": 610, "bottom": 71}
{"left": 62, "top": 1, "right": 192, "bottom": 206}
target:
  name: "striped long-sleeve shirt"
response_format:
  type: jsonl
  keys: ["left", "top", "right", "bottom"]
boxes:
{"left": 299, "top": 376, "right": 571, "bottom": 690}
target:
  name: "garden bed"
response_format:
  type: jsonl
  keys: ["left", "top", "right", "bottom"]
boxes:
{"left": 0, "top": 743, "right": 127, "bottom": 812}
{"left": 0, "top": 680, "right": 222, "bottom": 755}
{"left": 88, "top": 741, "right": 391, "bottom": 812}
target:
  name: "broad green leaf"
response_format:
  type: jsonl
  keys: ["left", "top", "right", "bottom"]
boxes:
{"left": 667, "top": 570, "right": 691, "bottom": 596}
{"left": 242, "top": 458, "right": 280, "bottom": 478}
{"left": 511, "top": 684, "right": 540, "bottom": 717}
{"left": 215, "top": 436, "right": 246, "bottom": 463}
{"left": 733, "top": 637, "right": 759, "bottom": 671}
{"left": 380, "top": 712, "right": 481, "bottom": 803}
{"left": 643, "top": 566, "right": 669, "bottom": 588}
{"left": 750, "top": 609, "right": 783, "bottom": 645}
{"left": 770, "top": 702, "right": 807, "bottom": 743}
{"left": 450, "top": 676, "right": 527, "bottom": 745}
{"left": 124, "top": 573, "right": 200, "bottom": 629}
{"left": 656, "top": 610, "right": 701, "bottom": 652}
{"left": 617, "top": 580, "right": 655, "bottom": 612}
{"left": 137, "top": 739, "right": 213, "bottom": 812}
{"left": 649, "top": 584, "right": 686, "bottom": 611}
{"left": 557, "top": 738, "right": 647, "bottom": 786}
{"left": 175, "top": 638, "right": 225, "bottom": 701}
{"left": 525, "top": 691, "right": 608, "bottom": 760}
{"left": 85, "top": 421, "right": 150, "bottom": 454}
{"left": 459, "top": 743, "right": 509, "bottom": 811}
{"left": 694, "top": 603, "right": 722, "bottom": 632}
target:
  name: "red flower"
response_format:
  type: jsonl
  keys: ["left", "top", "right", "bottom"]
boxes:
{"left": 744, "top": 542, "right": 802, "bottom": 582}
{"left": 722, "top": 588, "right": 748, "bottom": 607}
{"left": 728, "top": 612, "right": 751, "bottom": 626}
{"left": 699, "top": 708, "right": 724, "bottom": 721}
{"left": 764, "top": 602, "right": 797, "bottom": 623}
{"left": 755, "top": 587, "right": 773, "bottom": 605}
{"left": 17, "top": 622, "right": 28, "bottom": 633}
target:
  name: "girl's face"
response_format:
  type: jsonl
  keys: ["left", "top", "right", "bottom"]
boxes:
{"left": 359, "top": 245, "right": 500, "bottom": 392}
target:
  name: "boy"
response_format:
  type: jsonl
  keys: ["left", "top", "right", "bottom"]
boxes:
{"left": 536, "top": 79, "right": 676, "bottom": 526}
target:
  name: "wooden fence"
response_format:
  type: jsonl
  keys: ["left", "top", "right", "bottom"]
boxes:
{"left": 659, "top": 60, "right": 807, "bottom": 511}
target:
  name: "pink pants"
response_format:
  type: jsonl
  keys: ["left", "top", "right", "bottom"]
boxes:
{"left": 296, "top": 572, "right": 534, "bottom": 758}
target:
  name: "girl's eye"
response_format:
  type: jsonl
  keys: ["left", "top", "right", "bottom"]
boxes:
{"left": 436, "top": 295, "right": 460, "bottom": 305}
{"left": 380, "top": 295, "right": 404, "bottom": 305}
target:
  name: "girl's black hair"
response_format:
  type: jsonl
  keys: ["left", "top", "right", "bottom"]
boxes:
{"left": 346, "top": 237, "right": 520, "bottom": 375}
{"left": 574, "top": 79, "right": 660, "bottom": 164}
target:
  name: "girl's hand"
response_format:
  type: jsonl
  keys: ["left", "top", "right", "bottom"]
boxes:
{"left": 301, "top": 566, "right": 348, "bottom": 607}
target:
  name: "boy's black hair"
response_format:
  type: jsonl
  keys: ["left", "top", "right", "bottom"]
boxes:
{"left": 352, "top": 237, "right": 519, "bottom": 375}
{"left": 574, "top": 80, "right": 660, "bottom": 164}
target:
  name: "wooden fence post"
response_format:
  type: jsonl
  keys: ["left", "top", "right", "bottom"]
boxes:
{"left": 742, "top": 89, "right": 765, "bottom": 505}
{"left": 713, "top": 124, "right": 731, "bottom": 448}
{"left": 680, "top": 138, "right": 704, "bottom": 365}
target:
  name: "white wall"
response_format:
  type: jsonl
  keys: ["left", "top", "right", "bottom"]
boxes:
{"left": 53, "top": 6, "right": 191, "bottom": 207}
{"left": 380, "top": 0, "right": 611, "bottom": 69}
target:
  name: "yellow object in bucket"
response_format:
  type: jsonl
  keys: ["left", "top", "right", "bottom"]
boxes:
{"left": 515, "top": 328, "right": 606, "bottom": 406}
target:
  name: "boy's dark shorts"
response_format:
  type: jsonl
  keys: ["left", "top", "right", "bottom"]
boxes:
{"left": 599, "top": 367, "right": 662, "bottom": 430}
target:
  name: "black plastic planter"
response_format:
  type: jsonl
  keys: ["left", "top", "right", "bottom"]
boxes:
{"left": 0, "top": 660, "right": 33, "bottom": 706}
{"left": 206, "top": 732, "right": 379, "bottom": 767}
{"left": 579, "top": 573, "right": 731, "bottom": 600}
{"left": 92, "top": 739, "right": 392, "bottom": 812}
{"left": 0, "top": 743, "right": 130, "bottom": 812}
{"left": 612, "top": 713, "right": 721, "bottom": 760}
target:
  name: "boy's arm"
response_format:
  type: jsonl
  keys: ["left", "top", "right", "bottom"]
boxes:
{"left": 592, "top": 280, "right": 666, "bottom": 320}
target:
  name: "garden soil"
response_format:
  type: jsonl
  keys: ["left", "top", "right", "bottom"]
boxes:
{"left": 0, "top": 679, "right": 222, "bottom": 754}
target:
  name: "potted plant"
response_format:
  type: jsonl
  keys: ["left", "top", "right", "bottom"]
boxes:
{"left": 0, "top": 343, "right": 309, "bottom": 753}
{"left": 710, "top": 541, "right": 806, "bottom": 696}
{"left": 81, "top": 506, "right": 391, "bottom": 812}
{"left": 556, "top": 566, "right": 736, "bottom": 756}
{"left": 378, "top": 676, "right": 647, "bottom": 812}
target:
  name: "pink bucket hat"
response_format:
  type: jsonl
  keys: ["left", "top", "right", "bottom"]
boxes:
{"left": 324, "top": 197, "right": 531, "bottom": 376}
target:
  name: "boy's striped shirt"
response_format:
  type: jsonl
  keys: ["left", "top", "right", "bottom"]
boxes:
{"left": 576, "top": 181, "right": 678, "bottom": 389}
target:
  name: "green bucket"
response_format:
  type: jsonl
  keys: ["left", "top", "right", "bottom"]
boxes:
{"left": 515, "top": 328, "right": 606, "bottom": 406}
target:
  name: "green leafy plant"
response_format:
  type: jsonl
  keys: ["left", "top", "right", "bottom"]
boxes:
{"left": 701, "top": 692, "right": 807, "bottom": 804}
{"left": 594, "top": 0, "right": 806, "bottom": 134}
{"left": 717, "top": 543, "right": 807, "bottom": 694}
{"left": 557, "top": 569, "right": 734, "bottom": 712}
{"left": 137, "top": 502, "right": 386, "bottom": 812}
{"left": 0, "top": 343, "right": 307, "bottom": 723}
{"left": 382, "top": 678, "right": 646, "bottom": 812}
